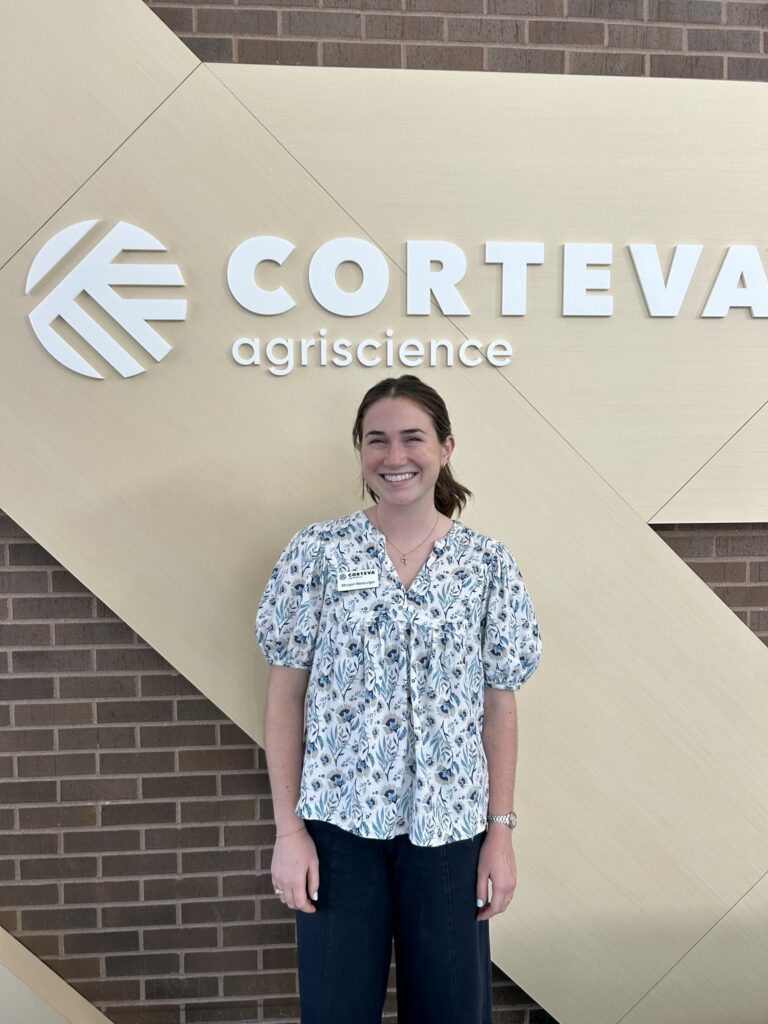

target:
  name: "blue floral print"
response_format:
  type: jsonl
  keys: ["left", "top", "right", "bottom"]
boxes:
{"left": 255, "top": 510, "right": 542, "bottom": 848}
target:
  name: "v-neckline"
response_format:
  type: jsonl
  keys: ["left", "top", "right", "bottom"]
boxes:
{"left": 357, "top": 508, "right": 459, "bottom": 594}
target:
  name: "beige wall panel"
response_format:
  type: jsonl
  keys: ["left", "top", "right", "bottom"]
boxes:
{"left": 619, "top": 873, "right": 768, "bottom": 1024}
{"left": 211, "top": 65, "right": 768, "bottom": 524}
{"left": 3, "top": 62, "right": 768, "bottom": 1023}
{"left": 651, "top": 400, "right": 768, "bottom": 523}
{"left": 0, "top": 927, "right": 111, "bottom": 1024}
{"left": 0, "top": 0, "right": 197, "bottom": 269}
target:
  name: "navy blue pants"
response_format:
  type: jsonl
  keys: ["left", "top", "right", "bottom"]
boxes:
{"left": 295, "top": 818, "right": 493, "bottom": 1024}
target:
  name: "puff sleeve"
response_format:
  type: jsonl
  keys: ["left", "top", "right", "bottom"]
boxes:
{"left": 481, "top": 541, "right": 542, "bottom": 690}
{"left": 255, "top": 526, "right": 326, "bottom": 669}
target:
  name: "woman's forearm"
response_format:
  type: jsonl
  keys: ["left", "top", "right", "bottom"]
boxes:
{"left": 264, "top": 666, "right": 309, "bottom": 834}
{"left": 481, "top": 687, "right": 519, "bottom": 821}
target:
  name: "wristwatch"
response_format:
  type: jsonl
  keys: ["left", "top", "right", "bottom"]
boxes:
{"left": 487, "top": 811, "right": 517, "bottom": 830}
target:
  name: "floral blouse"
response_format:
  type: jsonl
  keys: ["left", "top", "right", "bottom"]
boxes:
{"left": 255, "top": 509, "right": 542, "bottom": 848}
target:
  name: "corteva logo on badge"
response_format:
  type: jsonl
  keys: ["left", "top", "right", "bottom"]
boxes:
{"left": 26, "top": 221, "right": 186, "bottom": 379}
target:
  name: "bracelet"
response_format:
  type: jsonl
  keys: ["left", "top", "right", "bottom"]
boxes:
{"left": 275, "top": 823, "right": 306, "bottom": 839}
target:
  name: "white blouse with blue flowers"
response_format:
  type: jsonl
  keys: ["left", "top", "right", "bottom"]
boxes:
{"left": 255, "top": 509, "right": 542, "bottom": 848}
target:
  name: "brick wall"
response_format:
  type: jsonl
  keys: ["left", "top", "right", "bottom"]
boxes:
{"left": 148, "top": 0, "right": 768, "bottom": 78}
{"left": 2, "top": 509, "right": 767, "bottom": 1023}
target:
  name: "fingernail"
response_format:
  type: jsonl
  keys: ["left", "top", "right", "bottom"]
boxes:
{"left": 476, "top": 899, "right": 484, "bottom": 908}
{"left": 312, "top": 891, "right": 319, "bottom": 901}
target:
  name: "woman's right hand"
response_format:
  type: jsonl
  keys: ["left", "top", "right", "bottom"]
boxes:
{"left": 271, "top": 827, "right": 320, "bottom": 914}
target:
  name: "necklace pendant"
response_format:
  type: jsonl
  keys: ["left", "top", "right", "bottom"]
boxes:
{"left": 401, "top": 556, "right": 407, "bottom": 565}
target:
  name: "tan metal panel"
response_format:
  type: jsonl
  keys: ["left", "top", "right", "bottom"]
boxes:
{"left": 651, "top": 401, "right": 768, "bottom": 523}
{"left": 0, "top": 0, "right": 197, "bottom": 269}
{"left": 211, "top": 64, "right": 768, "bottom": 524}
{"left": 0, "top": 927, "right": 112, "bottom": 1024}
{"left": 618, "top": 873, "right": 768, "bottom": 1024}
{"left": 3, "top": 56, "right": 768, "bottom": 1024}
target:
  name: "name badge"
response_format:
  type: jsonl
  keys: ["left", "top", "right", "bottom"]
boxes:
{"left": 337, "top": 567, "right": 379, "bottom": 592}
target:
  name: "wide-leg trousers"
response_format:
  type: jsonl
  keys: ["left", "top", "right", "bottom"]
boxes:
{"left": 295, "top": 818, "right": 493, "bottom": 1024}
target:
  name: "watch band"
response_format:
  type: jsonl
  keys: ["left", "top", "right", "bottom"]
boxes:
{"left": 487, "top": 811, "right": 517, "bottom": 830}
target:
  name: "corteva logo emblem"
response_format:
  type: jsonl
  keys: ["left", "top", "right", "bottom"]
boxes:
{"left": 26, "top": 220, "right": 186, "bottom": 379}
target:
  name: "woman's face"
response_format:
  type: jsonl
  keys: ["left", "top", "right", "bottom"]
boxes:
{"left": 359, "top": 396, "right": 454, "bottom": 512}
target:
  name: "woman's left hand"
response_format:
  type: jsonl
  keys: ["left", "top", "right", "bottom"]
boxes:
{"left": 475, "top": 827, "right": 517, "bottom": 920}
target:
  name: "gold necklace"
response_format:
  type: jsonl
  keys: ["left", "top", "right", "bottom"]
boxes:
{"left": 371, "top": 506, "right": 439, "bottom": 566}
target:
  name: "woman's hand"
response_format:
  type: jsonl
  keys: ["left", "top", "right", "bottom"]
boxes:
{"left": 475, "top": 827, "right": 517, "bottom": 920}
{"left": 272, "top": 827, "right": 320, "bottom": 914}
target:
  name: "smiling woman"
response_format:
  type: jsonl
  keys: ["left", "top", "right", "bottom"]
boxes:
{"left": 255, "top": 374, "right": 542, "bottom": 1024}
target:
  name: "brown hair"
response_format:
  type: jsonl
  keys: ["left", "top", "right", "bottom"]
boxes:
{"left": 351, "top": 375, "right": 473, "bottom": 518}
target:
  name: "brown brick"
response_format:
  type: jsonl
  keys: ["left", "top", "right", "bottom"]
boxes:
{"left": 568, "top": 0, "right": 643, "bottom": 16}
{"left": 148, "top": 6, "right": 192, "bottom": 33}
{"left": 0, "top": 677, "right": 54, "bottom": 700}
{"left": 142, "top": 775, "right": 217, "bottom": 799}
{"left": 21, "top": 856, "right": 97, "bottom": 880}
{"left": 260, "top": 895, "right": 294, "bottom": 920}
{"left": 223, "top": 872, "right": 275, "bottom": 897}
{"left": 0, "top": 883, "right": 58, "bottom": 907}
{"left": 650, "top": 52, "right": 724, "bottom": 75}
{"left": 140, "top": 724, "right": 216, "bottom": 748}
{"left": 715, "top": 584, "right": 768, "bottom": 605}
{"left": 224, "top": 823, "right": 277, "bottom": 846}
{"left": 55, "top": 621, "right": 135, "bottom": 644}
{"left": 181, "top": 798, "right": 256, "bottom": 823}
{"left": 0, "top": 623, "right": 50, "bottom": 645}
{"left": 327, "top": 0, "right": 400, "bottom": 7}
{"left": 17, "top": 752, "right": 96, "bottom": 777}
{"left": 728, "top": 56, "right": 768, "bottom": 79}
{"left": 140, "top": 674, "right": 197, "bottom": 698}
{"left": 262, "top": 946, "right": 298, "bottom": 970}
{"left": 223, "top": 922, "right": 295, "bottom": 946}
{"left": 51, "top": 570, "right": 90, "bottom": 594}
{"left": 145, "top": 977, "right": 219, "bottom": 1000}
{"left": 752, "top": 609, "right": 768, "bottom": 631}
{"left": 106, "top": 953, "right": 179, "bottom": 977}
{"left": 0, "top": 779, "right": 57, "bottom": 802}
{"left": 144, "top": 876, "right": 218, "bottom": 900}
{"left": 64, "top": 880, "right": 140, "bottom": 903}
{"left": 2, "top": 833, "right": 58, "bottom": 855}
{"left": 366, "top": 14, "right": 443, "bottom": 39}
{"left": 717, "top": 535, "right": 768, "bottom": 556}
{"left": 647, "top": 0, "right": 722, "bottom": 23}
{"left": 22, "top": 933, "right": 60, "bottom": 956}
{"left": 101, "top": 802, "right": 175, "bottom": 826}
{"left": 23, "top": 907, "right": 97, "bottom": 930}
{"left": 20, "top": 804, "right": 97, "bottom": 828}
{"left": 182, "top": 849, "right": 256, "bottom": 874}
{"left": 60, "top": 675, "right": 137, "bottom": 699}
{"left": 59, "top": 726, "right": 136, "bottom": 750}
{"left": 102, "top": 904, "right": 177, "bottom": 927}
{"left": 175, "top": 698, "right": 227, "bottom": 721}
{"left": 405, "top": 43, "right": 484, "bottom": 68}
{"left": 179, "top": 36, "right": 233, "bottom": 62}
{"left": 103, "top": 852, "right": 178, "bottom": 877}
{"left": 0, "top": 808, "right": 13, "bottom": 828}
{"left": 406, "top": 0, "right": 483, "bottom": 11}
{"left": 0, "top": 727, "right": 54, "bottom": 752}
{"left": 259, "top": 848, "right": 273, "bottom": 871}
{"left": 447, "top": 16, "right": 525, "bottom": 42}
{"left": 196, "top": 9, "right": 278, "bottom": 35}
{"left": 0, "top": 651, "right": 7, "bottom": 674}
{"left": 687, "top": 560, "right": 747, "bottom": 583}
{"left": 143, "top": 926, "right": 217, "bottom": 950}
{"left": 96, "top": 700, "right": 173, "bottom": 724}
{"left": 529, "top": 19, "right": 604, "bottom": 43}
{"left": 0, "top": 598, "right": 7, "bottom": 619}
{"left": 488, "top": 0, "right": 563, "bottom": 12}
{"left": 14, "top": 702, "right": 92, "bottom": 726}
{"left": 219, "top": 723, "right": 253, "bottom": 746}
{"left": 0, "top": 707, "right": 8, "bottom": 728}
{"left": 46, "top": 956, "right": 101, "bottom": 980}
{"left": 60, "top": 777, "right": 137, "bottom": 801}
{"left": 0, "top": 753, "right": 12, "bottom": 776}
{"left": 13, "top": 596, "right": 91, "bottom": 619}
{"left": 0, "top": 571, "right": 49, "bottom": 594}
{"left": 689, "top": 26, "right": 761, "bottom": 49}
{"left": 64, "top": 829, "right": 141, "bottom": 853}
{"left": 284, "top": 11, "right": 361, "bottom": 37}
{"left": 726, "top": 2, "right": 768, "bottom": 26}
{"left": 0, "top": 861, "right": 15, "bottom": 881}
{"left": 95, "top": 648, "right": 170, "bottom": 672}
{"left": 0, "top": 515, "right": 31, "bottom": 540}
{"left": 569, "top": 50, "right": 645, "bottom": 73}
{"left": 178, "top": 748, "right": 254, "bottom": 772}
{"left": 262, "top": 996, "right": 302, "bottom": 1020}
{"left": 144, "top": 826, "right": 220, "bottom": 850}
{"left": 182, "top": 899, "right": 256, "bottom": 924}
{"left": 186, "top": 949, "right": 260, "bottom": 974}
{"left": 224, "top": 970, "right": 295, "bottom": 995}
{"left": 64, "top": 931, "right": 140, "bottom": 954}
{"left": 750, "top": 560, "right": 768, "bottom": 582}
{"left": 607, "top": 23, "right": 684, "bottom": 48}
{"left": 220, "top": 772, "right": 270, "bottom": 796}
{"left": 12, "top": 649, "right": 92, "bottom": 673}
{"left": 100, "top": 751, "right": 175, "bottom": 774}
{"left": 76, "top": 979, "right": 141, "bottom": 1002}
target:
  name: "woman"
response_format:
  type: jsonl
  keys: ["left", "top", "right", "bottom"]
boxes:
{"left": 256, "top": 374, "right": 542, "bottom": 1024}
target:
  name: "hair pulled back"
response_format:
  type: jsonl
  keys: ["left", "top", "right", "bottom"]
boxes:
{"left": 352, "top": 375, "right": 472, "bottom": 519}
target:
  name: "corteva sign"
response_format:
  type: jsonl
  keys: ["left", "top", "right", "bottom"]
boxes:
{"left": 26, "top": 222, "right": 768, "bottom": 379}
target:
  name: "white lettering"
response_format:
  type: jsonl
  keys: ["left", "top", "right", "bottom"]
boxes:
{"left": 357, "top": 339, "right": 381, "bottom": 367}
{"left": 458, "top": 339, "right": 483, "bottom": 367}
{"left": 628, "top": 244, "right": 703, "bottom": 317}
{"left": 309, "top": 238, "right": 389, "bottom": 317}
{"left": 486, "top": 339, "right": 513, "bottom": 367}
{"left": 563, "top": 243, "right": 613, "bottom": 316}
{"left": 332, "top": 338, "right": 352, "bottom": 366}
{"left": 399, "top": 339, "right": 425, "bottom": 367}
{"left": 266, "top": 337, "right": 293, "bottom": 377}
{"left": 227, "top": 236, "right": 295, "bottom": 315}
{"left": 406, "top": 241, "right": 470, "bottom": 315}
{"left": 702, "top": 245, "right": 768, "bottom": 318}
{"left": 429, "top": 338, "right": 454, "bottom": 367}
{"left": 231, "top": 337, "right": 261, "bottom": 365}
{"left": 485, "top": 242, "right": 544, "bottom": 315}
